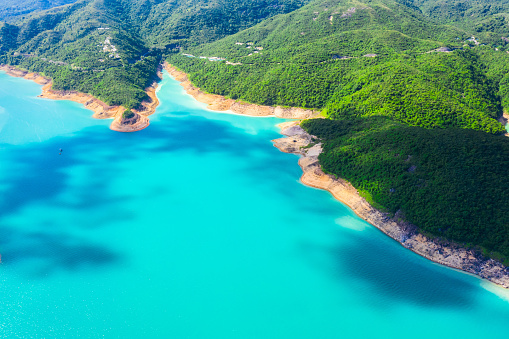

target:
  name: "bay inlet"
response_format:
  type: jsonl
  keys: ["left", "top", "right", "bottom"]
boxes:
{"left": 1, "top": 70, "right": 509, "bottom": 338}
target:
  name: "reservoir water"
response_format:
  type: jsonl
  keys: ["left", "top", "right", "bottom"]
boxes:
{"left": 1, "top": 70, "right": 509, "bottom": 338}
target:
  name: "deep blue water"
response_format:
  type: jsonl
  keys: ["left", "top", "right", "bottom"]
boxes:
{"left": 1, "top": 70, "right": 509, "bottom": 338}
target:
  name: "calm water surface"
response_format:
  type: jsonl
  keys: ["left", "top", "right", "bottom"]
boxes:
{"left": 1, "top": 71, "right": 509, "bottom": 338}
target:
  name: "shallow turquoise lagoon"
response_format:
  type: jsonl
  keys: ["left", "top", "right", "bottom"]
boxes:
{"left": 1, "top": 71, "right": 509, "bottom": 338}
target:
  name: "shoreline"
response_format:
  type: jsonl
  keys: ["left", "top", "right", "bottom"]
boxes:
{"left": 0, "top": 64, "right": 160, "bottom": 132}
{"left": 164, "top": 64, "right": 509, "bottom": 289}
{"left": 3, "top": 62, "right": 508, "bottom": 288}
{"left": 272, "top": 121, "right": 509, "bottom": 289}
{"left": 164, "top": 63, "right": 320, "bottom": 119}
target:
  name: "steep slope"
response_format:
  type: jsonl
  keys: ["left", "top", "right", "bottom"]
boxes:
{"left": 302, "top": 117, "right": 509, "bottom": 263}
{"left": 324, "top": 51, "right": 503, "bottom": 133}
{"left": 116, "top": 0, "right": 312, "bottom": 47}
{"left": 0, "top": 0, "right": 310, "bottom": 108}
{"left": 0, "top": 22, "right": 19, "bottom": 54}
{"left": 1, "top": 0, "right": 157, "bottom": 108}
{"left": 185, "top": 0, "right": 466, "bottom": 60}
{"left": 168, "top": 0, "right": 505, "bottom": 133}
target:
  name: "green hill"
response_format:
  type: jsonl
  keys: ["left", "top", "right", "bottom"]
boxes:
{"left": 302, "top": 117, "right": 509, "bottom": 262}
{"left": 167, "top": 0, "right": 506, "bottom": 133}
{"left": 0, "top": 0, "right": 310, "bottom": 108}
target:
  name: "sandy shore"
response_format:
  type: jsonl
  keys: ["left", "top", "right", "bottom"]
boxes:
{"left": 164, "top": 63, "right": 320, "bottom": 119}
{"left": 272, "top": 120, "right": 509, "bottom": 289}
{"left": 0, "top": 64, "right": 160, "bottom": 132}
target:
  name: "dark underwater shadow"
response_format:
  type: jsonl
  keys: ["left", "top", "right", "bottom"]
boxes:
{"left": 0, "top": 227, "right": 120, "bottom": 278}
{"left": 300, "top": 229, "right": 478, "bottom": 309}
{"left": 0, "top": 112, "right": 297, "bottom": 277}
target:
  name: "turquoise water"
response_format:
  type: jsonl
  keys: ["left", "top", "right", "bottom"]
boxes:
{"left": 1, "top": 71, "right": 509, "bottom": 338}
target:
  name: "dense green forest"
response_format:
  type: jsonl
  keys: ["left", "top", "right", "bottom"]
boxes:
{"left": 1, "top": 0, "right": 509, "bottom": 265}
{"left": 407, "top": 0, "right": 509, "bottom": 35}
{"left": 302, "top": 117, "right": 509, "bottom": 263}
{"left": 0, "top": 0, "right": 309, "bottom": 108}
{"left": 168, "top": 0, "right": 507, "bottom": 133}
{"left": 169, "top": 49, "right": 506, "bottom": 133}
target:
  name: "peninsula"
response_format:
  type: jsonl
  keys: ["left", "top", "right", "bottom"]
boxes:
{"left": 0, "top": 64, "right": 160, "bottom": 132}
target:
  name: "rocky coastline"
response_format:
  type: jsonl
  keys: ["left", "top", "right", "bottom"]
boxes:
{"left": 0, "top": 64, "right": 160, "bottom": 132}
{"left": 110, "top": 111, "right": 150, "bottom": 132}
{"left": 166, "top": 62, "right": 509, "bottom": 289}
{"left": 273, "top": 120, "right": 509, "bottom": 289}
{"left": 3, "top": 62, "right": 509, "bottom": 288}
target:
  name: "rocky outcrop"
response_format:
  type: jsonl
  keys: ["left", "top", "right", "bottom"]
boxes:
{"left": 274, "top": 106, "right": 316, "bottom": 119}
{"left": 273, "top": 120, "right": 509, "bottom": 289}
{"left": 164, "top": 63, "right": 320, "bottom": 119}
{"left": 110, "top": 112, "right": 149, "bottom": 132}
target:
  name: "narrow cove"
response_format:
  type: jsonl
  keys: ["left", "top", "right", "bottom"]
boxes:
{"left": 1, "top": 70, "right": 509, "bottom": 338}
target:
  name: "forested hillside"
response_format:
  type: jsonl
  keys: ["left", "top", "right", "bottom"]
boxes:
{"left": 168, "top": 0, "right": 506, "bottom": 133}
{"left": 115, "top": 0, "right": 311, "bottom": 46}
{"left": 302, "top": 117, "right": 509, "bottom": 263}
{"left": 0, "top": 0, "right": 309, "bottom": 108}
